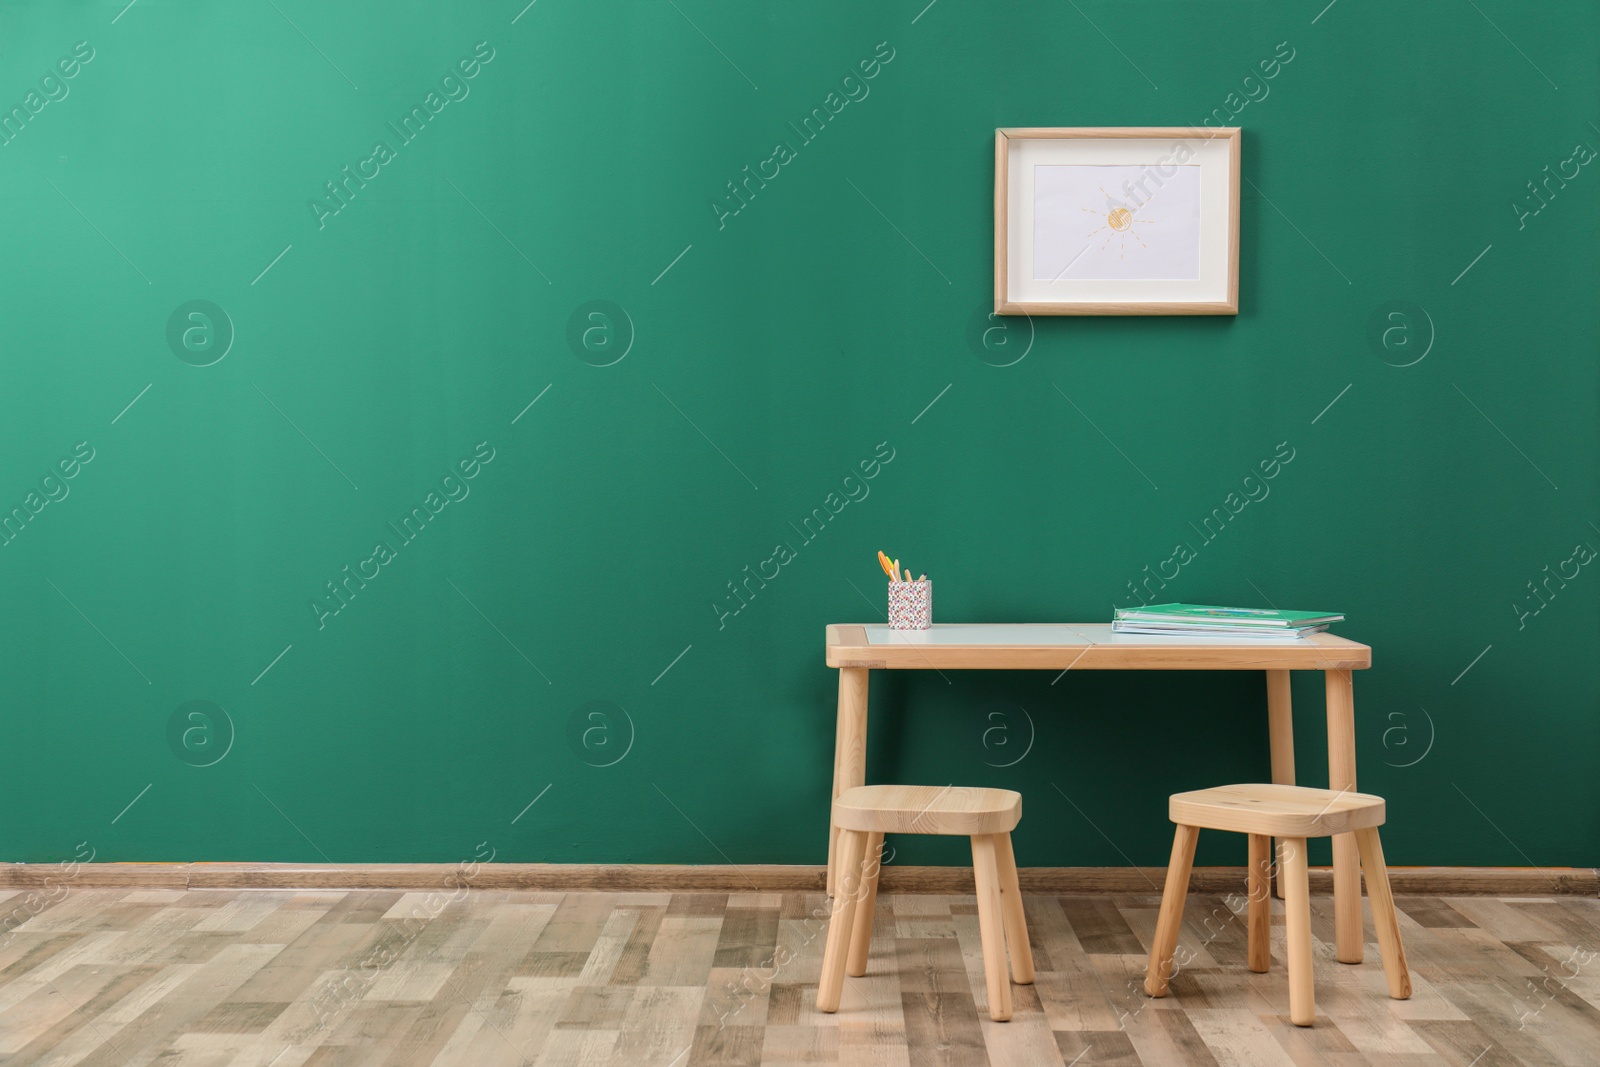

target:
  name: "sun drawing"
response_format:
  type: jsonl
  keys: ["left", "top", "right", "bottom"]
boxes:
{"left": 1081, "top": 186, "right": 1157, "bottom": 259}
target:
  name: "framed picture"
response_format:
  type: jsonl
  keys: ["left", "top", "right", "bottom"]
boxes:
{"left": 995, "top": 127, "right": 1240, "bottom": 316}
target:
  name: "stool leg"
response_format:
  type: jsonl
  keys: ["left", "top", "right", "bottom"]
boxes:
{"left": 1280, "top": 836, "right": 1315, "bottom": 1026}
{"left": 1247, "top": 833, "right": 1271, "bottom": 974}
{"left": 846, "top": 831, "right": 884, "bottom": 977}
{"left": 1355, "top": 827, "right": 1412, "bottom": 1000}
{"left": 1144, "top": 823, "right": 1199, "bottom": 997}
{"left": 970, "top": 833, "right": 1013, "bottom": 1021}
{"left": 994, "top": 832, "right": 1035, "bottom": 984}
{"left": 818, "top": 829, "right": 866, "bottom": 1013}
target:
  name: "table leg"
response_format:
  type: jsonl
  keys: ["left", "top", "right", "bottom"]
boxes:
{"left": 1326, "top": 668, "right": 1364, "bottom": 964}
{"left": 828, "top": 667, "right": 870, "bottom": 897}
{"left": 1266, "top": 670, "right": 1295, "bottom": 901}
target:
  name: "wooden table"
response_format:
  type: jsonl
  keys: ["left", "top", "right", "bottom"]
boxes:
{"left": 825, "top": 623, "right": 1375, "bottom": 964}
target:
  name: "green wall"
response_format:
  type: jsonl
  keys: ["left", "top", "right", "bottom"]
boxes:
{"left": 3, "top": 0, "right": 1596, "bottom": 871}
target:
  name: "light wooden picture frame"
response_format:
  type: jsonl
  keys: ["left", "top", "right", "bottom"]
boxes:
{"left": 995, "top": 127, "right": 1240, "bottom": 316}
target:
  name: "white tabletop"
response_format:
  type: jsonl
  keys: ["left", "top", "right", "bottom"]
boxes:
{"left": 863, "top": 622, "right": 1315, "bottom": 646}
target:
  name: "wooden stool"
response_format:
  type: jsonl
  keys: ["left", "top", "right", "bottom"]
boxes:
{"left": 1143, "top": 784, "right": 1411, "bottom": 1026}
{"left": 818, "top": 785, "right": 1034, "bottom": 1021}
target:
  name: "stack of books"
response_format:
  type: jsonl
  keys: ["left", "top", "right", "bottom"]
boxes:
{"left": 1112, "top": 603, "right": 1343, "bottom": 638}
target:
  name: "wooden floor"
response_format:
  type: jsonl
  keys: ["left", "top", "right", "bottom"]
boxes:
{"left": 2, "top": 887, "right": 1598, "bottom": 1066}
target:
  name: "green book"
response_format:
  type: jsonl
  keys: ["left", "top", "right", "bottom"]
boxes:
{"left": 1113, "top": 603, "right": 1344, "bottom": 628}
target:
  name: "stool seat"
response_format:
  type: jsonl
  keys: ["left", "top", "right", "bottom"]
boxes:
{"left": 833, "top": 784, "right": 1021, "bottom": 836}
{"left": 1170, "top": 783, "right": 1385, "bottom": 838}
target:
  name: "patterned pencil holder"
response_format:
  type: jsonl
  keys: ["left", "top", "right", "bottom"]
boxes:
{"left": 887, "top": 580, "right": 932, "bottom": 630}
